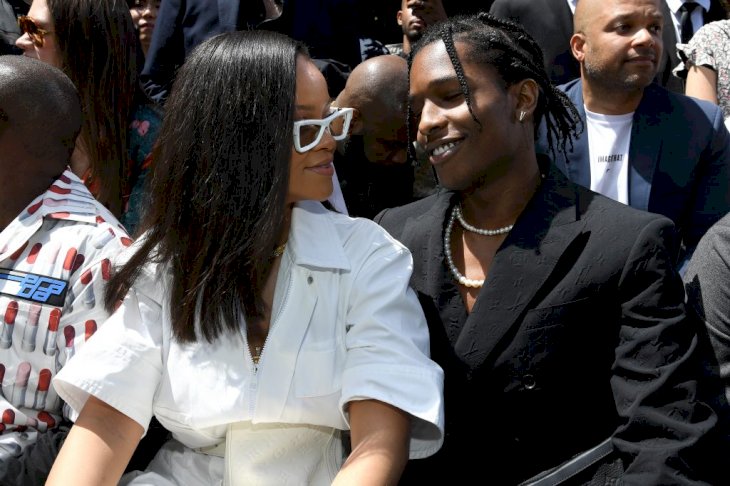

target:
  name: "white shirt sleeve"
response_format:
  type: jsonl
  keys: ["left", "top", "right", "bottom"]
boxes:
{"left": 339, "top": 239, "right": 444, "bottom": 459}
{"left": 52, "top": 284, "right": 164, "bottom": 433}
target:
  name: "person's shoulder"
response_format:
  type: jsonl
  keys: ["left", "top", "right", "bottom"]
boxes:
{"left": 317, "top": 208, "right": 416, "bottom": 267}
{"left": 327, "top": 208, "right": 400, "bottom": 244}
{"left": 576, "top": 182, "right": 674, "bottom": 230}
{"left": 695, "top": 18, "right": 730, "bottom": 38}
{"left": 557, "top": 77, "right": 582, "bottom": 96}
{"left": 375, "top": 193, "right": 443, "bottom": 230}
{"left": 489, "top": 0, "right": 531, "bottom": 13}
{"left": 690, "top": 212, "right": 730, "bottom": 256}
{"left": 684, "top": 213, "right": 730, "bottom": 283}
{"left": 642, "top": 83, "right": 725, "bottom": 127}
{"left": 38, "top": 175, "right": 132, "bottom": 256}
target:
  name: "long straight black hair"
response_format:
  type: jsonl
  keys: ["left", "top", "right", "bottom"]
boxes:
{"left": 105, "top": 30, "right": 308, "bottom": 343}
{"left": 48, "top": 0, "right": 137, "bottom": 217}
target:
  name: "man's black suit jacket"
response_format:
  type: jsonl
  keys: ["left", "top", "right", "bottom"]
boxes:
{"left": 375, "top": 162, "right": 717, "bottom": 485}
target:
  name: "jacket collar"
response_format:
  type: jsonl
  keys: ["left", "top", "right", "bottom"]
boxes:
{"left": 0, "top": 168, "right": 111, "bottom": 262}
{"left": 288, "top": 200, "right": 351, "bottom": 271}
{"left": 454, "top": 161, "right": 588, "bottom": 368}
{"left": 402, "top": 161, "right": 589, "bottom": 369}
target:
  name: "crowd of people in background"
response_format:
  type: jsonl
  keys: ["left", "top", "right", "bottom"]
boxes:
{"left": 2, "top": 0, "right": 730, "bottom": 484}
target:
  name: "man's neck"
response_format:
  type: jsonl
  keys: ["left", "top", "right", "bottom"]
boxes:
{"left": 402, "top": 36, "right": 412, "bottom": 55}
{"left": 582, "top": 80, "right": 644, "bottom": 115}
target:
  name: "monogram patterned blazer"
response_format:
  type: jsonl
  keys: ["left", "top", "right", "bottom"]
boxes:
{"left": 375, "top": 160, "right": 718, "bottom": 485}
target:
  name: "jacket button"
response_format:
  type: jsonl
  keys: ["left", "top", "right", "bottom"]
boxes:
{"left": 523, "top": 374, "right": 536, "bottom": 390}
{"left": 307, "top": 275, "right": 313, "bottom": 284}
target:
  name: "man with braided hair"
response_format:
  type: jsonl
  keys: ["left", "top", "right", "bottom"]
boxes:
{"left": 375, "top": 11, "right": 719, "bottom": 485}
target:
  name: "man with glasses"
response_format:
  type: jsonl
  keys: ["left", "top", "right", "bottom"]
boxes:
{"left": 0, "top": 56, "right": 130, "bottom": 485}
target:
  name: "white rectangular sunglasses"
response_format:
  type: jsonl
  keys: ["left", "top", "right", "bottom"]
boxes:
{"left": 293, "top": 107, "right": 354, "bottom": 153}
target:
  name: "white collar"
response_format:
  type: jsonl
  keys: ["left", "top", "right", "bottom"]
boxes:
{"left": 665, "top": 0, "right": 710, "bottom": 14}
{"left": 288, "top": 200, "right": 351, "bottom": 271}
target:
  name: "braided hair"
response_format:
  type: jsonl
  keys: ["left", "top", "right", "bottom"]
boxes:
{"left": 406, "top": 12, "right": 581, "bottom": 162}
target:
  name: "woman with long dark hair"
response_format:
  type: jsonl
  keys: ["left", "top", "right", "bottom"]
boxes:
{"left": 46, "top": 30, "right": 444, "bottom": 485}
{"left": 16, "top": 0, "right": 137, "bottom": 218}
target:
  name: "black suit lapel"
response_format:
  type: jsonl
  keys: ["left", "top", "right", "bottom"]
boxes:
{"left": 454, "top": 166, "right": 588, "bottom": 370}
{"left": 398, "top": 192, "right": 455, "bottom": 300}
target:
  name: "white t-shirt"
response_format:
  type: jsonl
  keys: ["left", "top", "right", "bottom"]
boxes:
{"left": 586, "top": 107, "right": 634, "bottom": 204}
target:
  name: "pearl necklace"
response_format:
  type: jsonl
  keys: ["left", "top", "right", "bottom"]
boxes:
{"left": 444, "top": 207, "right": 484, "bottom": 288}
{"left": 455, "top": 205, "right": 514, "bottom": 235}
{"left": 445, "top": 205, "right": 515, "bottom": 288}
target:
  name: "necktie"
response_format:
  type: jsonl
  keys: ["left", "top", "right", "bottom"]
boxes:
{"left": 679, "top": 2, "right": 699, "bottom": 44}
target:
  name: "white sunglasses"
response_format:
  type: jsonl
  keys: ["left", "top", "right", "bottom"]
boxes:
{"left": 293, "top": 107, "right": 353, "bottom": 153}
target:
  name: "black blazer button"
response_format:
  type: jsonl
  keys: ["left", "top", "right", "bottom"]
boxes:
{"left": 523, "top": 374, "right": 536, "bottom": 390}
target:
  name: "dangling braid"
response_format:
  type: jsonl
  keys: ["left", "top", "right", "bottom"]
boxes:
{"left": 406, "top": 12, "right": 582, "bottom": 163}
{"left": 441, "top": 25, "right": 481, "bottom": 129}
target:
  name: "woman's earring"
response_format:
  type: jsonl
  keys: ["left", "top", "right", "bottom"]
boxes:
{"left": 518, "top": 111, "right": 526, "bottom": 123}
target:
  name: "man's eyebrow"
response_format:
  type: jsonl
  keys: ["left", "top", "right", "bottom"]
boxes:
{"left": 408, "top": 74, "right": 458, "bottom": 104}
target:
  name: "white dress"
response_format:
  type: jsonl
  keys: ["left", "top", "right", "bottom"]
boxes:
{"left": 53, "top": 200, "right": 445, "bottom": 485}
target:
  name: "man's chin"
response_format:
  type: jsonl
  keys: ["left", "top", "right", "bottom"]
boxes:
{"left": 622, "top": 72, "right": 656, "bottom": 90}
{"left": 406, "top": 30, "right": 424, "bottom": 44}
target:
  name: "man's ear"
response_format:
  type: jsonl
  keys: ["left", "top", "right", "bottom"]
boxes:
{"left": 350, "top": 108, "right": 364, "bottom": 135}
{"left": 397, "top": 10, "right": 403, "bottom": 27}
{"left": 510, "top": 78, "right": 539, "bottom": 123}
{"left": 570, "top": 33, "right": 586, "bottom": 63}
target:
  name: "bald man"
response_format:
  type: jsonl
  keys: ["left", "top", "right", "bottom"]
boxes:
{"left": 333, "top": 54, "right": 435, "bottom": 219}
{"left": 0, "top": 56, "right": 130, "bottom": 485}
{"left": 538, "top": 0, "right": 730, "bottom": 274}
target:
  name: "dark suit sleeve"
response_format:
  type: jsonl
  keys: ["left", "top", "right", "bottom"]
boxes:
{"left": 682, "top": 106, "right": 730, "bottom": 271}
{"left": 140, "top": 0, "right": 186, "bottom": 104}
{"left": 613, "top": 217, "right": 717, "bottom": 485}
{"left": 684, "top": 217, "right": 730, "bottom": 409}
